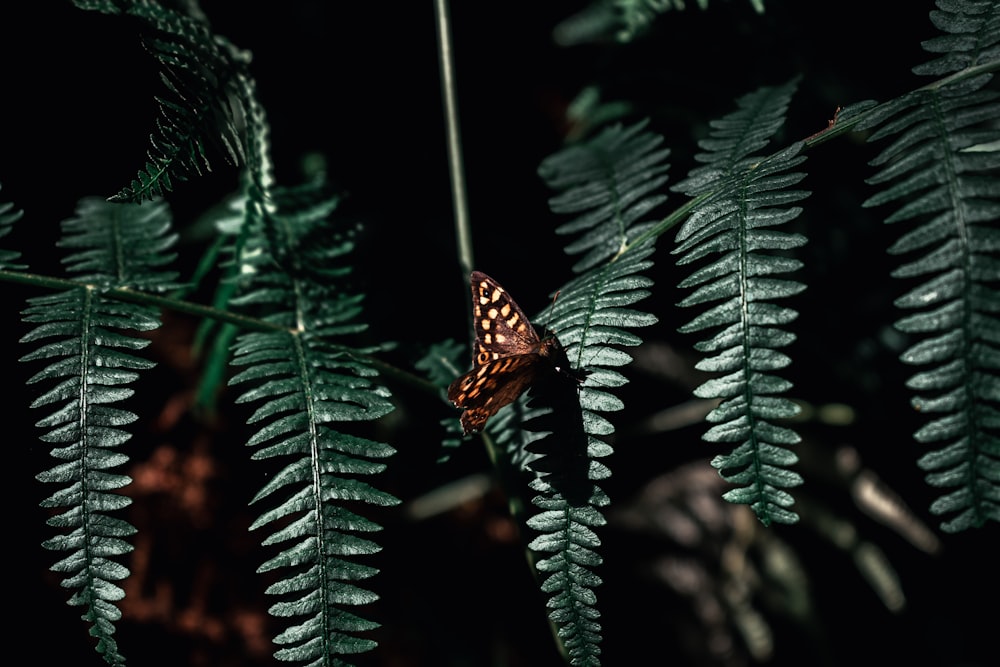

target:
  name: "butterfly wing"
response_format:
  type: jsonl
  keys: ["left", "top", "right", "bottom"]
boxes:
{"left": 468, "top": 271, "right": 542, "bottom": 367}
{"left": 447, "top": 352, "right": 545, "bottom": 434}
{"left": 447, "top": 271, "right": 548, "bottom": 434}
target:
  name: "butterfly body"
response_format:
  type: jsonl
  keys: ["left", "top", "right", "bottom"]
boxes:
{"left": 447, "top": 271, "right": 575, "bottom": 434}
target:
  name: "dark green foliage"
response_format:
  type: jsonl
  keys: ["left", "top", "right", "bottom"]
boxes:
{"left": 546, "top": 119, "right": 669, "bottom": 272}
{"left": 415, "top": 339, "right": 469, "bottom": 460}
{"left": 860, "top": 0, "right": 1000, "bottom": 531}
{"left": 228, "top": 181, "right": 399, "bottom": 665}
{"left": 72, "top": 0, "right": 251, "bottom": 202}
{"left": 522, "top": 121, "right": 664, "bottom": 665}
{"left": 21, "top": 198, "right": 177, "bottom": 666}
{"left": 553, "top": 0, "right": 765, "bottom": 45}
{"left": 416, "top": 339, "right": 467, "bottom": 391}
{"left": 5, "top": 0, "right": 1000, "bottom": 665}
{"left": 671, "top": 80, "right": 808, "bottom": 525}
{"left": 0, "top": 186, "right": 25, "bottom": 270}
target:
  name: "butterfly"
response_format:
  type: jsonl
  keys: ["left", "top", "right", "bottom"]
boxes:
{"left": 447, "top": 271, "right": 579, "bottom": 435}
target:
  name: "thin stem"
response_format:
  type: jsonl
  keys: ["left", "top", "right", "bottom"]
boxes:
{"left": 434, "top": 0, "right": 474, "bottom": 281}
{"left": 1, "top": 269, "right": 280, "bottom": 333}
{"left": 2, "top": 268, "right": 441, "bottom": 396}
{"left": 614, "top": 192, "right": 711, "bottom": 260}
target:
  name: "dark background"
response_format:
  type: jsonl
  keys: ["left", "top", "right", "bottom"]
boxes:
{"left": 2, "top": 2, "right": 995, "bottom": 666}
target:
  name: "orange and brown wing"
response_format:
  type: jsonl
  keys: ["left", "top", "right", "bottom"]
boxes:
{"left": 468, "top": 271, "right": 541, "bottom": 367}
{"left": 447, "top": 352, "right": 544, "bottom": 434}
{"left": 449, "top": 271, "right": 554, "bottom": 434}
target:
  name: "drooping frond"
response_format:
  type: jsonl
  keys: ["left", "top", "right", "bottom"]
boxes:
{"left": 21, "top": 198, "right": 178, "bottom": 665}
{"left": 228, "top": 181, "right": 399, "bottom": 665}
{"left": 73, "top": 0, "right": 252, "bottom": 203}
{"left": 671, "top": 79, "right": 808, "bottom": 526}
{"left": 0, "top": 184, "right": 26, "bottom": 270}
{"left": 859, "top": 0, "right": 1000, "bottom": 532}
{"left": 513, "top": 120, "right": 664, "bottom": 665}
{"left": 523, "top": 248, "right": 657, "bottom": 667}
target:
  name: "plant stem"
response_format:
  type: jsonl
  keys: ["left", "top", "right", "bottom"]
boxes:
{"left": 434, "top": 0, "right": 474, "bottom": 281}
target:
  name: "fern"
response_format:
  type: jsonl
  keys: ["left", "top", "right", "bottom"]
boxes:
{"left": 21, "top": 198, "right": 178, "bottom": 665}
{"left": 73, "top": 0, "right": 251, "bottom": 202}
{"left": 189, "top": 71, "right": 282, "bottom": 410}
{"left": 0, "top": 185, "right": 25, "bottom": 270}
{"left": 415, "top": 338, "right": 470, "bottom": 461}
{"left": 547, "top": 119, "right": 669, "bottom": 273}
{"left": 859, "top": 0, "right": 1000, "bottom": 532}
{"left": 616, "top": 0, "right": 766, "bottom": 41}
{"left": 553, "top": 0, "right": 765, "bottom": 45}
{"left": 519, "top": 120, "right": 664, "bottom": 665}
{"left": 9, "top": 1, "right": 1000, "bottom": 665}
{"left": 671, "top": 79, "right": 809, "bottom": 526}
{"left": 228, "top": 181, "right": 399, "bottom": 665}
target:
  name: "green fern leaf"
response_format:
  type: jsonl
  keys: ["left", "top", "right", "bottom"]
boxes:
{"left": 0, "top": 184, "right": 26, "bottom": 270}
{"left": 193, "top": 167, "right": 337, "bottom": 410}
{"left": 416, "top": 339, "right": 467, "bottom": 388}
{"left": 516, "top": 120, "right": 665, "bottom": 665}
{"left": 860, "top": 0, "right": 1000, "bottom": 532}
{"left": 671, "top": 79, "right": 808, "bottom": 526}
{"left": 74, "top": 1, "right": 251, "bottom": 202}
{"left": 22, "top": 198, "right": 177, "bottom": 666}
{"left": 228, "top": 181, "right": 398, "bottom": 665}
{"left": 555, "top": 0, "right": 765, "bottom": 45}
{"left": 416, "top": 339, "right": 469, "bottom": 460}
{"left": 541, "top": 119, "right": 669, "bottom": 272}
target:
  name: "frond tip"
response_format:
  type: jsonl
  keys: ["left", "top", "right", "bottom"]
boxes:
{"left": 539, "top": 119, "right": 670, "bottom": 273}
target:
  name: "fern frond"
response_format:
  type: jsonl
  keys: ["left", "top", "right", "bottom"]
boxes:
{"left": 60, "top": 198, "right": 180, "bottom": 290}
{"left": 416, "top": 339, "right": 470, "bottom": 460}
{"left": 671, "top": 79, "right": 808, "bottom": 526}
{"left": 616, "top": 0, "right": 766, "bottom": 42}
{"left": 229, "top": 182, "right": 398, "bottom": 665}
{"left": 541, "top": 119, "right": 670, "bottom": 272}
{"left": 0, "top": 184, "right": 26, "bottom": 270}
{"left": 518, "top": 120, "right": 664, "bottom": 665}
{"left": 553, "top": 0, "right": 766, "bottom": 45}
{"left": 860, "top": 0, "right": 1000, "bottom": 532}
{"left": 416, "top": 339, "right": 467, "bottom": 390}
{"left": 74, "top": 0, "right": 251, "bottom": 202}
{"left": 21, "top": 198, "right": 177, "bottom": 666}
{"left": 524, "top": 244, "right": 656, "bottom": 667}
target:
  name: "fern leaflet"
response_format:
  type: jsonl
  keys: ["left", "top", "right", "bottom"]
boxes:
{"left": 228, "top": 181, "right": 399, "bottom": 665}
{"left": 552, "top": 0, "right": 766, "bottom": 46}
{"left": 521, "top": 120, "right": 664, "bottom": 665}
{"left": 671, "top": 79, "right": 808, "bottom": 526}
{"left": 0, "top": 184, "right": 26, "bottom": 270}
{"left": 73, "top": 0, "right": 251, "bottom": 202}
{"left": 21, "top": 198, "right": 178, "bottom": 666}
{"left": 859, "top": 0, "right": 1000, "bottom": 532}
{"left": 546, "top": 119, "right": 670, "bottom": 272}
